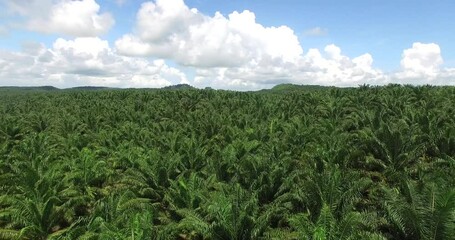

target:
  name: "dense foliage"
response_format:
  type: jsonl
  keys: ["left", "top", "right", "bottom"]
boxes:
{"left": 0, "top": 85, "right": 454, "bottom": 239}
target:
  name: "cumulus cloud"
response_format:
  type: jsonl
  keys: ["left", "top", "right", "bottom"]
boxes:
{"left": 115, "top": 0, "right": 303, "bottom": 67}
{"left": 2, "top": 38, "right": 454, "bottom": 89}
{"left": 114, "top": 0, "right": 391, "bottom": 90}
{"left": 3, "top": 0, "right": 114, "bottom": 37}
{"left": 392, "top": 42, "right": 455, "bottom": 85}
{"left": 1, "top": 0, "right": 454, "bottom": 89}
{"left": 193, "top": 44, "right": 387, "bottom": 90}
{"left": 0, "top": 37, "right": 188, "bottom": 88}
{"left": 296, "top": 45, "right": 387, "bottom": 86}
{"left": 396, "top": 42, "right": 443, "bottom": 79}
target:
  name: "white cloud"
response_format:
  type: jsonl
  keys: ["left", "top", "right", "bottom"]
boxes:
{"left": 2, "top": 0, "right": 52, "bottom": 16}
{"left": 396, "top": 42, "right": 443, "bottom": 79}
{"left": 115, "top": 0, "right": 303, "bottom": 67}
{"left": 0, "top": 37, "right": 188, "bottom": 88}
{"left": 295, "top": 46, "right": 387, "bottom": 87}
{"left": 193, "top": 44, "right": 387, "bottom": 90}
{"left": 1, "top": 0, "right": 454, "bottom": 89}
{"left": 114, "top": 0, "right": 391, "bottom": 90}
{"left": 303, "top": 27, "right": 328, "bottom": 37}
{"left": 393, "top": 42, "right": 455, "bottom": 85}
{"left": 3, "top": 0, "right": 114, "bottom": 37}
{"left": 2, "top": 38, "right": 454, "bottom": 89}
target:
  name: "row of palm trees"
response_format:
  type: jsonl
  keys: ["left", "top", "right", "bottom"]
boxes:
{"left": 1, "top": 85, "right": 454, "bottom": 239}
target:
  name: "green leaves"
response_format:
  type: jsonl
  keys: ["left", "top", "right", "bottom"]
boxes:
{"left": 383, "top": 182, "right": 455, "bottom": 240}
{"left": 1, "top": 86, "right": 454, "bottom": 239}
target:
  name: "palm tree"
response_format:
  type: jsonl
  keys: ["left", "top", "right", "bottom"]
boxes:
{"left": 0, "top": 159, "right": 75, "bottom": 239}
{"left": 75, "top": 190, "right": 154, "bottom": 239}
{"left": 383, "top": 181, "right": 455, "bottom": 240}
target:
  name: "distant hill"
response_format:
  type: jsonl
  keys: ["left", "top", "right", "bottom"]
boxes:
{"left": 0, "top": 83, "right": 338, "bottom": 93}
{"left": 270, "top": 83, "right": 333, "bottom": 92}
{"left": 162, "top": 84, "right": 195, "bottom": 90}
{"left": 0, "top": 84, "right": 194, "bottom": 92}
{"left": 67, "top": 86, "right": 113, "bottom": 91}
{"left": 0, "top": 86, "right": 59, "bottom": 92}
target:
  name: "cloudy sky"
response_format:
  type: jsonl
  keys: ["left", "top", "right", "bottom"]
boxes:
{"left": 0, "top": 0, "right": 454, "bottom": 90}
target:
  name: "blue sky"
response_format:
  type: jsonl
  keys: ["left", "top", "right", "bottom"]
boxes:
{"left": 0, "top": 0, "right": 454, "bottom": 89}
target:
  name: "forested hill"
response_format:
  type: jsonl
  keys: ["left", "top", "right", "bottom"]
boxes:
{"left": 0, "top": 86, "right": 111, "bottom": 92}
{"left": 0, "top": 84, "right": 195, "bottom": 92}
{"left": 0, "top": 83, "right": 330, "bottom": 93}
{"left": 0, "top": 86, "right": 59, "bottom": 92}
{"left": 269, "top": 83, "right": 335, "bottom": 92}
{"left": 0, "top": 85, "right": 454, "bottom": 239}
